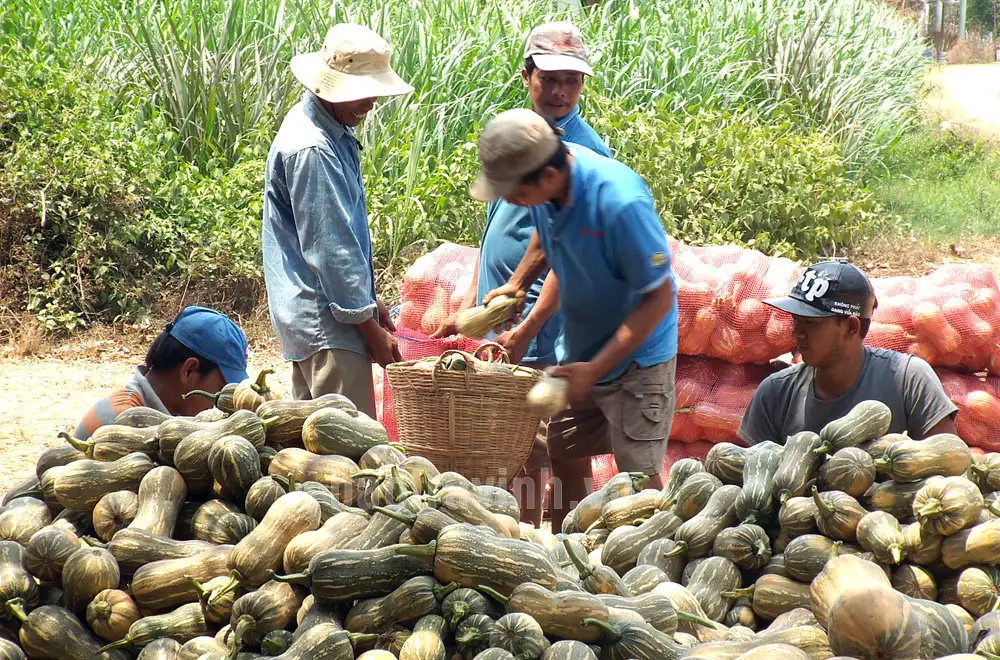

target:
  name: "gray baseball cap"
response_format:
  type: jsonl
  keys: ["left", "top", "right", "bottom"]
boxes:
{"left": 470, "top": 109, "right": 562, "bottom": 202}
{"left": 524, "top": 21, "right": 594, "bottom": 77}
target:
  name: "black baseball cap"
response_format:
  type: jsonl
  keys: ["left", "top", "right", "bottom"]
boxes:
{"left": 764, "top": 260, "right": 877, "bottom": 320}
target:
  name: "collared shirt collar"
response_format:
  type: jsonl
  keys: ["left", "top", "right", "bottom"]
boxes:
{"left": 129, "top": 367, "right": 170, "bottom": 414}
{"left": 555, "top": 105, "right": 581, "bottom": 129}
{"left": 303, "top": 90, "right": 353, "bottom": 143}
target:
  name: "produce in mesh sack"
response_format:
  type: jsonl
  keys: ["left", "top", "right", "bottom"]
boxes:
{"left": 672, "top": 356, "right": 781, "bottom": 445}
{"left": 866, "top": 264, "right": 1000, "bottom": 374}
{"left": 937, "top": 368, "right": 1000, "bottom": 451}
{"left": 671, "top": 241, "right": 804, "bottom": 364}
{"left": 397, "top": 242, "right": 478, "bottom": 335}
{"left": 9, "top": 373, "right": 1000, "bottom": 660}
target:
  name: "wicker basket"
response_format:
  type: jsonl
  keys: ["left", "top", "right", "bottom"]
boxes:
{"left": 385, "top": 343, "right": 543, "bottom": 487}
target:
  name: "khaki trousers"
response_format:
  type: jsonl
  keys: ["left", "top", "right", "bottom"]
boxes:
{"left": 291, "top": 348, "right": 377, "bottom": 418}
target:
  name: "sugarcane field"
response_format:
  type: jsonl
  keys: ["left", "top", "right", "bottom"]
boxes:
{"left": 2, "top": 0, "right": 1000, "bottom": 658}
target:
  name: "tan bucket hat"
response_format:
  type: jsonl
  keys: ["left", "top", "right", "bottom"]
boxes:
{"left": 291, "top": 23, "right": 414, "bottom": 104}
{"left": 470, "top": 109, "right": 562, "bottom": 202}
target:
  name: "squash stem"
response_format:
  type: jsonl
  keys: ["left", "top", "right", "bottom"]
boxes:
{"left": 81, "top": 536, "right": 108, "bottom": 548}
{"left": 676, "top": 610, "right": 725, "bottom": 629}
{"left": 916, "top": 500, "right": 943, "bottom": 518}
{"left": 372, "top": 506, "right": 416, "bottom": 525}
{"left": 889, "top": 544, "right": 904, "bottom": 564}
{"left": 259, "top": 415, "right": 280, "bottom": 429}
{"left": 348, "top": 632, "right": 379, "bottom": 647}
{"left": 207, "top": 571, "right": 244, "bottom": 604}
{"left": 58, "top": 431, "right": 94, "bottom": 457}
{"left": 268, "top": 569, "right": 311, "bottom": 587}
{"left": 448, "top": 602, "right": 469, "bottom": 629}
{"left": 476, "top": 585, "right": 511, "bottom": 606}
{"left": 90, "top": 600, "right": 112, "bottom": 619}
{"left": 229, "top": 614, "right": 256, "bottom": 660}
{"left": 420, "top": 472, "right": 438, "bottom": 495}
{"left": 829, "top": 541, "right": 844, "bottom": 560}
{"left": 721, "top": 586, "right": 754, "bottom": 599}
{"left": 98, "top": 637, "right": 133, "bottom": 653}
{"left": 186, "top": 575, "right": 211, "bottom": 599}
{"left": 628, "top": 473, "right": 650, "bottom": 492}
{"left": 660, "top": 540, "right": 688, "bottom": 559}
{"left": 352, "top": 469, "right": 384, "bottom": 480}
{"left": 778, "top": 489, "right": 791, "bottom": 504}
{"left": 872, "top": 457, "right": 891, "bottom": 472}
{"left": 811, "top": 486, "right": 832, "bottom": 518}
{"left": 455, "top": 627, "right": 486, "bottom": 645}
{"left": 581, "top": 617, "right": 620, "bottom": 642}
{"left": 812, "top": 442, "right": 832, "bottom": 455}
{"left": 182, "top": 389, "right": 221, "bottom": 403}
{"left": 389, "top": 442, "right": 408, "bottom": 454}
{"left": 434, "top": 582, "right": 460, "bottom": 601}
{"left": 5, "top": 598, "right": 27, "bottom": 623}
{"left": 562, "top": 539, "right": 594, "bottom": 578}
{"left": 250, "top": 368, "right": 274, "bottom": 395}
{"left": 584, "top": 517, "right": 606, "bottom": 534}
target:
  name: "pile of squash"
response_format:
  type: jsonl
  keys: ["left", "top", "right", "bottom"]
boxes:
{"left": 0, "top": 375, "right": 998, "bottom": 660}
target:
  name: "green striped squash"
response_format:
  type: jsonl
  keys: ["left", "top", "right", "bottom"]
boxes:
{"left": 772, "top": 432, "right": 823, "bottom": 503}
{"left": 207, "top": 435, "right": 262, "bottom": 503}
{"left": 734, "top": 442, "right": 783, "bottom": 525}
{"left": 302, "top": 408, "right": 390, "bottom": 461}
{"left": 816, "top": 400, "right": 892, "bottom": 456}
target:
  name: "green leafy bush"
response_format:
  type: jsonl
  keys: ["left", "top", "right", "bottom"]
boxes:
{"left": 595, "top": 105, "right": 877, "bottom": 258}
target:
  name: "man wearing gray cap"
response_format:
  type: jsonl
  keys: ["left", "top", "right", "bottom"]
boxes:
{"left": 433, "top": 22, "right": 610, "bottom": 525}
{"left": 262, "top": 24, "right": 413, "bottom": 416}
{"left": 477, "top": 109, "right": 678, "bottom": 530}
{"left": 739, "top": 260, "right": 957, "bottom": 445}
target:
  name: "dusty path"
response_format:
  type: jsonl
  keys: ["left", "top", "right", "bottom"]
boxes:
{"left": 0, "top": 340, "right": 291, "bottom": 493}
{"left": 925, "top": 64, "right": 1000, "bottom": 138}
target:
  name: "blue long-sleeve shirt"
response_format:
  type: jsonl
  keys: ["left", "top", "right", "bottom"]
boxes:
{"left": 262, "top": 91, "right": 376, "bottom": 361}
{"left": 475, "top": 106, "right": 611, "bottom": 365}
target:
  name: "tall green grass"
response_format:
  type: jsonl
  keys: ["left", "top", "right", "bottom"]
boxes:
{"left": 5, "top": 0, "right": 926, "bottom": 173}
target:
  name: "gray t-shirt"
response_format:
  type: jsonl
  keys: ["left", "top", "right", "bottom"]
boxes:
{"left": 738, "top": 347, "right": 957, "bottom": 446}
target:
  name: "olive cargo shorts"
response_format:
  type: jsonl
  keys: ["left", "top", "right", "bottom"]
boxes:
{"left": 539, "top": 358, "right": 676, "bottom": 476}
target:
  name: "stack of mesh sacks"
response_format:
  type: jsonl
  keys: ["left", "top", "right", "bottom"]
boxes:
{"left": 382, "top": 242, "right": 1000, "bottom": 489}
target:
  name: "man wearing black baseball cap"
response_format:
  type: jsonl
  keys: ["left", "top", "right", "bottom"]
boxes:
{"left": 739, "top": 260, "right": 957, "bottom": 445}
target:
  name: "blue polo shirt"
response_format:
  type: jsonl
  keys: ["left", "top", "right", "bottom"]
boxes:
{"left": 475, "top": 106, "right": 610, "bottom": 365}
{"left": 529, "top": 145, "right": 677, "bottom": 382}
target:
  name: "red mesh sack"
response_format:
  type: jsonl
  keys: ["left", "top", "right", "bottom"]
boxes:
{"left": 937, "top": 368, "right": 1000, "bottom": 451}
{"left": 672, "top": 356, "right": 781, "bottom": 444}
{"left": 868, "top": 265, "right": 1000, "bottom": 374}
{"left": 591, "top": 441, "right": 717, "bottom": 491}
{"left": 671, "top": 241, "right": 804, "bottom": 364}
{"left": 398, "top": 242, "right": 478, "bottom": 334}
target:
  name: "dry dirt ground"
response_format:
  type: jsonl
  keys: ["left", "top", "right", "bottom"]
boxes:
{"left": 0, "top": 327, "right": 292, "bottom": 493}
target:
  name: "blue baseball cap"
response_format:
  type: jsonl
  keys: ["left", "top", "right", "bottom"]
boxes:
{"left": 167, "top": 306, "right": 249, "bottom": 384}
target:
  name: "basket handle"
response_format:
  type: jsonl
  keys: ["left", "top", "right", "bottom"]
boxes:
{"left": 474, "top": 342, "right": 510, "bottom": 364}
{"left": 430, "top": 349, "right": 474, "bottom": 391}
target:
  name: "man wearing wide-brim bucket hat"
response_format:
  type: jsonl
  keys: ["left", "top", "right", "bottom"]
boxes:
{"left": 262, "top": 23, "right": 412, "bottom": 417}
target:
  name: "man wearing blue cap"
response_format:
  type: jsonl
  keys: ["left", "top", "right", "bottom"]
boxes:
{"left": 73, "top": 306, "right": 249, "bottom": 440}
